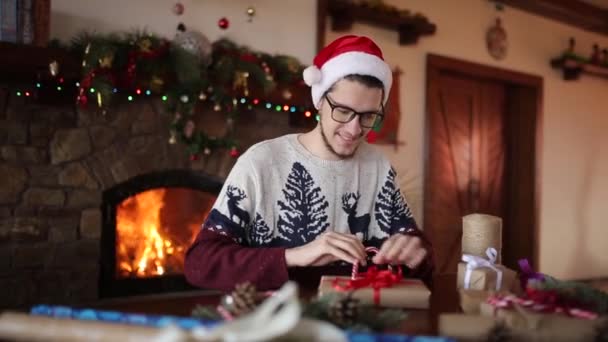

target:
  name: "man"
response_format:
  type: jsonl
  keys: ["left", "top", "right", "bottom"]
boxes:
{"left": 184, "top": 35, "right": 433, "bottom": 292}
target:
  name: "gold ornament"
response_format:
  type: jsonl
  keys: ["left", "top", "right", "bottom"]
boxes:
{"left": 233, "top": 71, "right": 250, "bottom": 96}
{"left": 96, "top": 92, "right": 103, "bottom": 108}
{"left": 150, "top": 76, "right": 165, "bottom": 92}
{"left": 214, "top": 104, "right": 221, "bottom": 111}
{"left": 82, "top": 43, "right": 91, "bottom": 67}
{"left": 246, "top": 6, "right": 256, "bottom": 22}
{"left": 199, "top": 92, "right": 207, "bottom": 100}
{"left": 282, "top": 89, "right": 292, "bottom": 100}
{"left": 98, "top": 55, "right": 114, "bottom": 68}
{"left": 48, "top": 60, "right": 60, "bottom": 77}
{"left": 286, "top": 57, "right": 299, "bottom": 73}
{"left": 168, "top": 131, "right": 177, "bottom": 144}
{"left": 203, "top": 147, "right": 211, "bottom": 155}
{"left": 138, "top": 38, "right": 152, "bottom": 53}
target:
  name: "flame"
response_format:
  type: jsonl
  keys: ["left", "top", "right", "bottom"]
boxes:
{"left": 115, "top": 187, "right": 214, "bottom": 278}
{"left": 116, "top": 189, "right": 166, "bottom": 277}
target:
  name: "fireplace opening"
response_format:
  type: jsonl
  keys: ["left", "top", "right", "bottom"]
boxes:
{"left": 100, "top": 170, "right": 223, "bottom": 298}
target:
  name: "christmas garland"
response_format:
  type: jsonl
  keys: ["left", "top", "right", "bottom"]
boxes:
{"left": 70, "top": 28, "right": 310, "bottom": 158}
{"left": 191, "top": 290, "right": 406, "bottom": 333}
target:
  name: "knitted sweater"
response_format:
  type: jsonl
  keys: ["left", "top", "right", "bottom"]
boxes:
{"left": 184, "top": 134, "right": 433, "bottom": 291}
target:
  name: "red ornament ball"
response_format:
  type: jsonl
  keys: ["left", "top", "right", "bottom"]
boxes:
{"left": 190, "top": 154, "right": 200, "bottom": 161}
{"left": 229, "top": 147, "right": 239, "bottom": 158}
{"left": 218, "top": 17, "right": 230, "bottom": 30}
{"left": 78, "top": 95, "right": 88, "bottom": 107}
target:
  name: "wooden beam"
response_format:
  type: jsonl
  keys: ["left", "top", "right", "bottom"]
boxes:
{"left": 499, "top": 0, "right": 608, "bottom": 36}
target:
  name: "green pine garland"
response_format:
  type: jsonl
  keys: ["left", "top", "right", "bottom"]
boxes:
{"left": 191, "top": 292, "right": 407, "bottom": 333}
{"left": 69, "top": 30, "right": 308, "bottom": 158}
{"left": 529, "top": 276, "right": 608, "bottom": 314}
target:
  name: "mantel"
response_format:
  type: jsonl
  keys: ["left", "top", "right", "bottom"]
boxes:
{"left": 326, "top": 0, "right": 436, "bottom": 45}
{"left": 0, "top": 42, "right": 80, "bottom": 83}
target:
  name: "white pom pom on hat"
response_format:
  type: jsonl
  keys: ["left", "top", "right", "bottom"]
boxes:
{"left": 302, "top": 65, "right": 322, "bottom": 86}
{"left": 302, "top": 35, "right": 392, "bottom": 109}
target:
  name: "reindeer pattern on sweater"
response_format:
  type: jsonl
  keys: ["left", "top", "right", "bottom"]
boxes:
{"left": 202, "top": 134, "right": 417, "bottom": 249}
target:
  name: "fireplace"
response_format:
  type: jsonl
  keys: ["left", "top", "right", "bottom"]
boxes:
{"left": 99, "top": 170, "right": 222, "bottom": 298}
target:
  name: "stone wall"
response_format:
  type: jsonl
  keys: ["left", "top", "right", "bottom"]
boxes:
{"left": 0, "top": 93, "right": 305, "bottom": 310}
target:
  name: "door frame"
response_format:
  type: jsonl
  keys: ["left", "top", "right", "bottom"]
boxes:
{"left": 425, "top": 54, "right": 543, "bottom": 271}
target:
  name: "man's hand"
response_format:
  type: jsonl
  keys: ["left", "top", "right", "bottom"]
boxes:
{"left": 284, "top": 232, "right": 367, "bottom": 267}
{"left": 372, "top": 234, "right": 427, "bottom": 269}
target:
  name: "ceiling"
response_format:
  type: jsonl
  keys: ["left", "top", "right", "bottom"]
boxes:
{"left": 578, "top": 0, "right": 608, "bottom": 9}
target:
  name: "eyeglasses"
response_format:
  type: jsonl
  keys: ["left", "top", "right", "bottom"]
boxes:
{"left": 324, "top": 95, "right": 384, "bottom": 128}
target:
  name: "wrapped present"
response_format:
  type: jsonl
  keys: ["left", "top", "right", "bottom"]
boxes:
{"left": 451, "top": 287, "right": 608, "bottom": 342}
{"left": 318, "top": 248, "right": 430, "bottom": 309}
{"left": 457, "top": 247, "right": 517, "bottom": 292}
{"left": 439, "top": 312, "right": 608, "bottom": 342}
{"left": 319, "top": 273, "right": 430, "bottom": 309}
{"left": 459, "top": 289, "right": 507, "bottom": 315}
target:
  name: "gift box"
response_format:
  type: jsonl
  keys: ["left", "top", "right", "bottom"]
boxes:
{"left": 318, "top": 275, "right": 430, "bottom": 309}
{"left": 439, "top": 312, "right": 607, "bottom": 342}
{"left": 457, "top": 261, "right": 517, "bottom": 292}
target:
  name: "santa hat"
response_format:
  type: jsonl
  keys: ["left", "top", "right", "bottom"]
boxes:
{"left": 303, "top": 35, "right": 392, "bottom": 109}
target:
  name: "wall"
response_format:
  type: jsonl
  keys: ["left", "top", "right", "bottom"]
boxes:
{"left": 49, "top": 0, "right": 608, "bottom": 280}
{"left": 50, "top": 0, "right": 317, "bottom": 65}
{"left": 325, "top": 0, "right": 608, "bottom": 280}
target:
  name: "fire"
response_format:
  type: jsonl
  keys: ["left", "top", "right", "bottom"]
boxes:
{"left": 116, "top": 188, "right": 211, "bottom": 278}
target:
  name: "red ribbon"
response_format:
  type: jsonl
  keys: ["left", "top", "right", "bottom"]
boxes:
{"left": 332, "top": 266, "right": 402, "bottom": 306}
{"left": 486, "top": 291, "right": 598, "bottom": 320}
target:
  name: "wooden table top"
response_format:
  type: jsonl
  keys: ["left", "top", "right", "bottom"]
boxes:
{"left": 91, "top": 273, "right": 460, "bottom": 336}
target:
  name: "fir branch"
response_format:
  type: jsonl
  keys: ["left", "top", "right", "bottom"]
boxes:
{"left": 531, "top": 277, "right": 608, "bottom": 314}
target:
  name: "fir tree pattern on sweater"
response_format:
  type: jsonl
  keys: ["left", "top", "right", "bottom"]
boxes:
{"left": 199, "top": 134, "right": 420, "bottom": 250}
{"left": 276, "top": 162, "right": 329, "bottom": 246}
{"left": 374, "top": 167, "right": 415, "bottom": 235}
{"left": 248, "top": 213, "right": 273, "bottom": 246}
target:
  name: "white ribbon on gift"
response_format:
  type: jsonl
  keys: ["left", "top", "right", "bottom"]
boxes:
{"left": 462, "top": 247, "right": 503, "bottom": 291}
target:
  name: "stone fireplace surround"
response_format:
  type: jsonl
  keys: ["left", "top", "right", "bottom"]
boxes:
{"left": 0, "top": 94, "right": 306, "bottom": 310}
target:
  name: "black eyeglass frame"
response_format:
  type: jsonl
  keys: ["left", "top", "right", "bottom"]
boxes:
{"left": 324, "top": 95, "right": 385, "bottom": 128}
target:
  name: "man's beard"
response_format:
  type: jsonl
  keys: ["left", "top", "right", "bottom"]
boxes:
{"left": 319, "top": 119, "right": 360, "bottom": 159}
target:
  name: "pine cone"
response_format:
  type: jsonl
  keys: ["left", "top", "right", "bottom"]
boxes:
{"left": 486, "top": 323, "right": 512, "bottom": 342}
{"left": 220, "top": 282, "right": 259, "bottom": 317}
{"left": 327, "top": 294, "right": 360, "bottom": 326}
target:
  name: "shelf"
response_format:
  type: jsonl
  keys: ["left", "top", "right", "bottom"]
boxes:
{"left": 327, "top": 0, "right": 436, "bottom": 45}
{"left": 551, "top": 56, "right": 608, "bottom": 80}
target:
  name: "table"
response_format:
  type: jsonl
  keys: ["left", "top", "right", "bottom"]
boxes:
{"left": 90, "top": 273, "right": 460, "bottom": 336}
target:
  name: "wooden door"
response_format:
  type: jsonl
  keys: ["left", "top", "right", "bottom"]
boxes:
{"left": 425, "top": 71, "right": 506, "bottom": 274}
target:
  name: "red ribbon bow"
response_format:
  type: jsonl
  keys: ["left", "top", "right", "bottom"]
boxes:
{"left": 332, "top": 266, "right": 402, "bottom": 306}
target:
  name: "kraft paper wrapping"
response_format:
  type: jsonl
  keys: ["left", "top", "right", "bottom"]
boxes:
{"left": 462, "top": 214, "right": 502, "bottom": 263}
{"left": 459, "top": 289, "right": 508, "bottom": 315}
{"left": 452, "top": 289, "right": 606, "bottom": 341}
{"left": 457, "top": 262, "right": 517, "bottom": 292}
{"left": 0, "top": 312, "right": 163, "bottom": 341}
{"left": 318, "top": 275, "right": 430, "bottom": 309}
{"left": 439, "top": 312, "right": 607, "bottom": 342}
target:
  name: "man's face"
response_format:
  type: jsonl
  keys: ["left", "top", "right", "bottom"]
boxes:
{"left": 318, "top": 79, "right": 383, "bottom": 159}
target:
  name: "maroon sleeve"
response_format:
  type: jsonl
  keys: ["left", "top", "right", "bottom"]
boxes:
{"left": 184, "top": 229, "right": 289, "bottom": 292}
{"left": 401, "top": 229, "right": 435, "bottom": 288}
